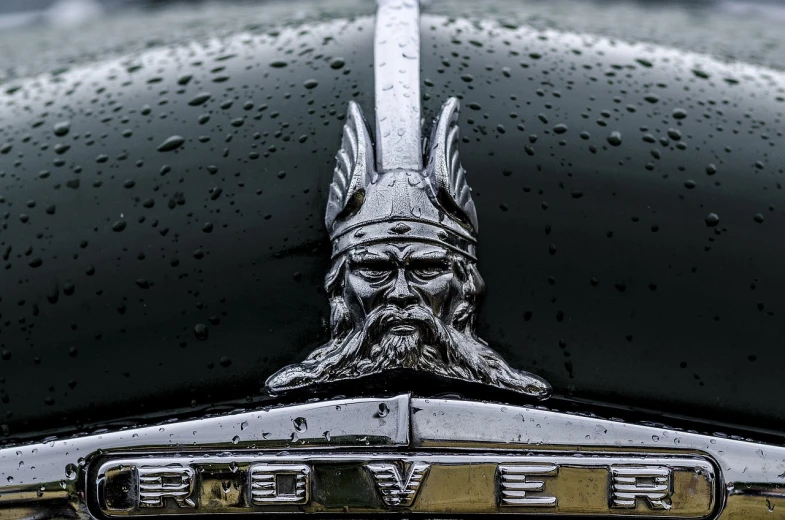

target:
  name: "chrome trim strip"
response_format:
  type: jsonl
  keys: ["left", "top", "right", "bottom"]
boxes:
{"left": 0, "top": 395, "right": 782, "bottom": 518}
{"left": 0, "top": 396, "right": 408, "bottom": 507}
{"left": 374, "top": 0, "right": 422, "bottom": 172}
{"left": 411, "top": 398, "right": 785, "bottom": 517}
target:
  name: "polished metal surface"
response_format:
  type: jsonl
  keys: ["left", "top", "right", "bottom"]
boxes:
{"left": 366, "top": 461, "right": 430, "bottom": 507}
{"left": 249, "top": 464, "right": 310, "bottom": 505}
{"left": 92, "top": 453, "right": 716, "bottom": 516}
{"left": 412, "top": 397, "right": 785, "bottom": 518}
{"left": 0, "top": 395, "right": 782, "bottom": 518}
{"left": 265, "top": 0, "right": 551, "bottom": 398}
{"left": 374, "top": 0, "right": 422, "bottom": 172}
{"left": 0, "top": 396, "right": 408, "bottom": 516}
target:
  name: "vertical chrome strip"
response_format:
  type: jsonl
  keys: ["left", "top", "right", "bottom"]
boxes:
{"left": 374, "top": 0, "right": 422, "bottom": 172}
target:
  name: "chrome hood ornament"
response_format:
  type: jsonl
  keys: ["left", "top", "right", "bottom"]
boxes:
{"left": 266, "top": 0, "right": 550, "bottom": 398}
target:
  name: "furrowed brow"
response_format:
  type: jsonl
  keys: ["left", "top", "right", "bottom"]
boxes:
{"left": 349, "top": 250, "right": 390, "bottom": 263}
{"left": 408, "top": 251, "right": 449, "bottom": 263}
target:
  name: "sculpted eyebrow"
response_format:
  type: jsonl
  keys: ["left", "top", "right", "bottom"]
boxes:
{"left": 408, "top": 252, "right": 448, "bottom": 263}
{"left": 349, "top": 251, "right": 389, "bottom": 264}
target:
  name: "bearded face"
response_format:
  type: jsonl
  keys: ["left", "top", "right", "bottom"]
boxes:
{"left": 343, "top": 243, "right": 462, "bottom": 359}
{"left": 265, "top": 240, "right": 551, "bottom": 399}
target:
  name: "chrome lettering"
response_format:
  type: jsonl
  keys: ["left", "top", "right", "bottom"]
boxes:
{"left": 610, "top": 465, "right": 672, "bottom": 510}
{"left": 138, "top": 465, "right": 196, "bottom": 508}
{"left": 367, "top": 462, "right": 430, "bottom": 507}
{"left": 249, "top": 464, "right": 310, "bottom": 505}
{"left": 498, "top": 463, "right": 558, "bottom": 507}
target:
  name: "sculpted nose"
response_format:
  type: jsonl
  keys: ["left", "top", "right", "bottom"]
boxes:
{"left": 387, "top": 269, "right": 418, "bottom": 307}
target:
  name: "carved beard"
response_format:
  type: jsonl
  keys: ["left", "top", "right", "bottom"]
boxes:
{"left": 264, "top": 303, "right": 453, "bottom": 391}
{"left": 265, "top": 280, "right": 551, "bottom": 398}
{"left": 377, "top": 332, "right": 421, "bottom": 368}
{"left": 353, "top": 304, "right": 451, "bottom": 373}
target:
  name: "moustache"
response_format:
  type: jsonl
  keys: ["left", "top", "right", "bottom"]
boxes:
{"left": 364, "top": 304, "right": 439, "bottom": 340}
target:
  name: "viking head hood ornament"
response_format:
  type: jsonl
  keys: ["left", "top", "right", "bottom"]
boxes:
{"left": 266, "top": 0, "right": 550, "bottom": 398}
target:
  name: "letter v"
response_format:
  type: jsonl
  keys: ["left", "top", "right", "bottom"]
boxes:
{"left": 367, "top": 461, "right": 431, "bottom": 507}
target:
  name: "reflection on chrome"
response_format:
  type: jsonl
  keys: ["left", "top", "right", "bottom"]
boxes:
{"left": 0, "top": 395, "right": 782, "bottom": 518}
{"left": 266, "top": 0, "right": 551, "bottom": 398}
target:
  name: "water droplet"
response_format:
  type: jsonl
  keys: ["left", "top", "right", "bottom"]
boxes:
{"left": 705, "top": 213, "right": 720, "bottom": 227}
{"left": 157, "top": 136, "right": 185, "bottom": 152}
{"left": 65, "top": 463, "right": 77, "bottom": 480}
{"left": 188, "top": 93, "right": 211, "bottom": 106}
{"left": 231, "top": 435, "right": 240, "bottom": 444}
{"left": 303, "top": 79, "right": 318, "bottom": 89}
{"left": 672, "top": 108, "right": 687, "bottom": 120}
{"left": 606, "top": 131, "right": 622, "bottom": 146}
{"left": 194, "top": 324, "right": 208, "bottom": 340}
{"left": 293, "top": 417, "right": 307, "bottom": 433}
{"left": 53, "top": 121, "right": 71, "bottom": 136}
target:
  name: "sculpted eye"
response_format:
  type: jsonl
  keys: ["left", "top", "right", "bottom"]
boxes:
{"left": 352, "top": 262, "right": 394, "bottom": 281}
{"left": 357, "top": 268, "right": 390, "bottom": 280}
{"left": 411, "top": 262, "right": 449, "bottom": 279}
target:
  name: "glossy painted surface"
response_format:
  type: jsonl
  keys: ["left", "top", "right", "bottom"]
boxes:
{"left": 0, "top": 2, "right": 783, "bottom": 438}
